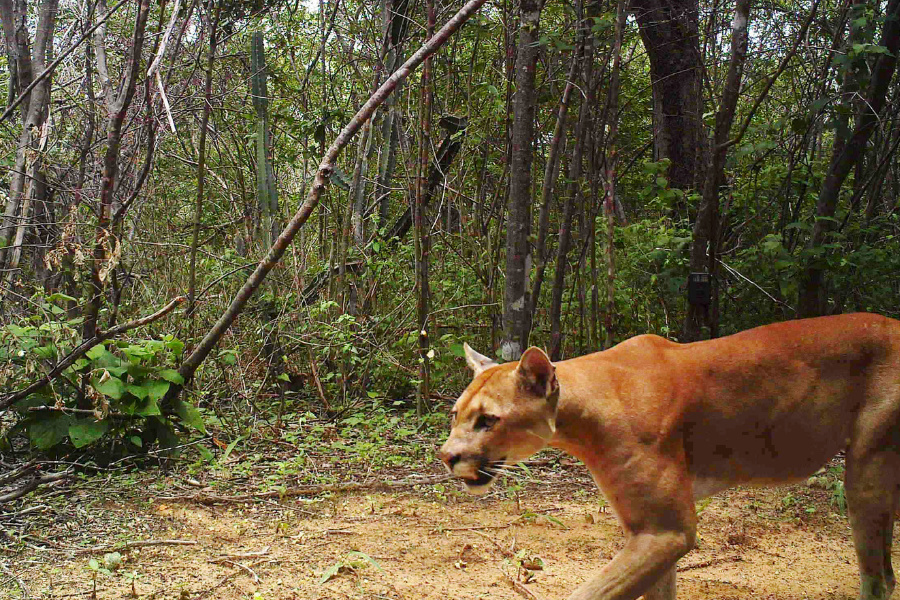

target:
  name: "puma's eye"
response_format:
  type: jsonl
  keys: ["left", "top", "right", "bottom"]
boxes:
{"left": 474, "top": 414, "right": 499, "bottom": 431}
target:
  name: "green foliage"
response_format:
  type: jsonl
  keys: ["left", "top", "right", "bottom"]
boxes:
{"left": 2, "top": 304, "right": 203, "bottom": 455}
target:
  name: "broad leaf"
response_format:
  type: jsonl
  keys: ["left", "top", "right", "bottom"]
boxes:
{"left": 69, "top": 419, "right": 109, "bottom": 448}
{"left": 146, "top": 380, "right": 171, "bottom": 401}
{"left": 29, "top": 414, "right": 74, "bottom": 450}
{"left": 174, "top": 400, "right": 206, "bottom": 433}
{"left": 158, "top": 369, "right": 185, "bottom": 385}
{"left": 94, "top": 375, "right": 125, "bottom": 400}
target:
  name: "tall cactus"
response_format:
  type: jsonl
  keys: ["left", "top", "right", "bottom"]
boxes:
{"left": 250, "top": 30, "right": 278, "bottom": 246}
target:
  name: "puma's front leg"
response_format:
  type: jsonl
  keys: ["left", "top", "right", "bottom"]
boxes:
{"left": 568, "top": 531, "right": 693, "bottom": 600}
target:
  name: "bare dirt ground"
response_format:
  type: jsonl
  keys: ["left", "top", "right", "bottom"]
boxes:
{"left": 1, "top": 455, "right": 887, "bottom": 600}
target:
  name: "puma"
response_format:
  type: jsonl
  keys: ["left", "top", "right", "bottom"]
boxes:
{"left": 440, "top": 313, "right": 900, "bottom": 600}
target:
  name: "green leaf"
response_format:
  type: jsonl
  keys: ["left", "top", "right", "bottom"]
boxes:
{"left": 277, "top": 372, "right": 290, "bottom": 382}
{"left": 135, "top": 396, "right": 161, "bottom": 417}
{"left": 347, "top": 551, "right": 384, "bottom": 573}
{"left": 95, "top": 375, "right": 126, "bottom": 400}
{"left": 174, "top": 400, "right": 207, "bottom": 433}
{"left": 29, "top": 414, "right": 74, "bottom": 450}
{"left": 129, "top": 435, "right": 143, "bottom": 448}
{"left": 86, "top": 344, "right": 109, "bottom": 360}
{"left": 158, "top": 369, "right": 185, "bottom": 385}
{"left": 125, "top": 383, "right": 150, "bottom": 400}
{"left": 319, "top": 562, "right": 342, "bottom": 585}
{"left": 165, "top": 339, "right": 185, "bottom": 356}
{"left": 146, "top": 380, "right": 171, "bottom": 401}
{"left": 69, "top": 419, "right": 109, "bottom": 448}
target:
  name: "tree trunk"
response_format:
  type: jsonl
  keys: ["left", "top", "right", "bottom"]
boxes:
{"left": 415, "top": 0, "right": 436, "bottom": 418}
{"left": 188, "top": 1, "right": 221, "bottom": 338}
{"left": 0, "top": 0, "right": 57, "bottom": 278}
{"left": 631, "top": 0, "right": 703, "bottom": 199}
{"left": 549, "top": 33, "right": 592, "bottom": 361}
{"left": 530, "top": 56, "right": 578, "bottom": 332}
{"left": 604, "top": 0, "right": 627, "bottom": 349}
{"left": 501, "top": 0, "right": 542, "bottom": 362}
{"left": 797, "top": 0, "right": 900, "bottom": 317}
{"left": 683, "top": 0, "right": 750, "bottom": 341}
{"left": 83, "top": 0, "right": 151, "bottom": 339}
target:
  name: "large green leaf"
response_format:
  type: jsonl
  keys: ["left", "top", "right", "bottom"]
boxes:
{"left": 29, "top": 414, "right": 74, "bottom": 450}
{"left": 158, "top": 369, "right": 185, "bottom": 385}
{"left": 135, "top": 396, "right": 161, "bottom": 417}
{"left": 69, "top": 419, "right": 109, "bottom": 448}
{"left": 125, "top": 383, "right": 150, "bottom": 400}
{"left": 174, "top": 400, "right": 206, "bottom": 434}
{"left": 146, "top": 380, "right": 170, "bottom": 402}
{"left": 94, "top": 375, "right": 125, "bottom": 400}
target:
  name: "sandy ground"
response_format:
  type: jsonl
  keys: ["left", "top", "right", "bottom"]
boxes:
{"left": 2, "top": 462, "right": 888, "bottom": 600}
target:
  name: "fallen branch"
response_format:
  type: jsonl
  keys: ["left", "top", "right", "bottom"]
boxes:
{"left": 74, "top": 539, "right": 197, "bottom": 555}
{"left": 677, "top": 554, "right": 743, "bottom": 572}
{"left": 161, "top": 473, "right": 452, "bottom": 504}
{"left": 209, "top": 547, "right": 270, "bottom": 564}
{"left": 0, "top": 296, "right": 185, "bottom": 411}
{"left": 0, "top": 471, "right": 70, "bottom": 504}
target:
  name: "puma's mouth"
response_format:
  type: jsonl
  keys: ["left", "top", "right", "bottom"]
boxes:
{"left": 461, "top": 459, "right": 505, "bottom": 493}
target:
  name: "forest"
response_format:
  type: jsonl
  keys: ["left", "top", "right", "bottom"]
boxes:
{"left": 0, "top": 0, "right": 899, "bottom": 598}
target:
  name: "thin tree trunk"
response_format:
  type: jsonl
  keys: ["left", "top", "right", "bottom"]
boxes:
{"left": 188, "top": 1, "right": 221, "bottom": 338}
{"left": 549, "top": 31, "right": 592, "bottom": 361}
{"left": 501, "top": 0, "right": 542, "bottom": 361}
{"left": 797, "top": 0, "right": 900, "bottom": 317}
{"left": 683, "top": 0, "right": 750, "bottom": 341}
{"left": 83, "top": 0, "right": 152, "bottom": 339}
{"left": 415, "top": 0, "right": 435, "bottom": 418}
{"left": 0, "top": 0, "right": 57, "bottom": 275}
{"left": 530, "top": 56, "right": 578, "bottom": 331}
{"left": 604, "top": 0, "right": 627, "bottom": 349}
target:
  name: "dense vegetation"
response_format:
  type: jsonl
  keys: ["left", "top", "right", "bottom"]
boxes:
{"left": 0, "top": 0, "right": 898, "bottom": 471}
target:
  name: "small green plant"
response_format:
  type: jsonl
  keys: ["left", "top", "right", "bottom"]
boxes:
{"left": 319, "top": 551, "right": 383, "bottom": 584}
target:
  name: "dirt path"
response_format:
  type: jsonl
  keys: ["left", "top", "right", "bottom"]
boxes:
{"left": 3, "top": 467, "right": 887, "bottom": 600}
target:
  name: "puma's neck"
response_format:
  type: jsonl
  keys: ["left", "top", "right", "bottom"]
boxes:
{"left": 547, "top": 358, "right": 613, "bottom": 470}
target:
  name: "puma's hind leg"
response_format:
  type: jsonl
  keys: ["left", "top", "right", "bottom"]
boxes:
{"left": 642, "top": 566, "right": 676, "bottom": 600}
{"left": 846, "top": 446, "right": 900, "bottom": 600}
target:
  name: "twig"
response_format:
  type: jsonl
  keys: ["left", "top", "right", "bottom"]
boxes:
{"left": 0, "top": 562, "right": 29, "bottom": 599}
{"left": 74, "top": 539, "right": 197, "bottom": 555}
{"left": 0, "top": 471, "right": 70, "bottom": 504}
{"left": 209, "top": 547, "right": 270, "bottom": 563}
{"left": 500, "top": 568, "right": 546, "bottom": 600}
{"left": 677, "top": 554, "right": 743, "bottom": 572}
{"left": 1, "top": 297, "right": 185, "bottom": 411}
{"left": 308, "top": 348, "right": 331, "bottom": 412}
{"left": 214, "top": 560, "right": 259, "bottom": 583}
{"left": 0, "top": 461, "right": 36, "bottom": 486}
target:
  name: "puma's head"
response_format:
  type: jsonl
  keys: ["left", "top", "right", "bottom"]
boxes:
{"left": 439, "top": 344, "right": 559, "bottom": 495}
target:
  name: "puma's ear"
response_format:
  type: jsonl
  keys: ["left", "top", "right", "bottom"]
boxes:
{"left": 516, "top": 347, "right": 559, "bottom": 404}
{"left": 463, "top": 343, "right": 498, "bottom": 377}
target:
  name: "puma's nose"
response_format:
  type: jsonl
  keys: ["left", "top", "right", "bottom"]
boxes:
{"left": 440, "top": 449, "right": 461, "bottom": 470}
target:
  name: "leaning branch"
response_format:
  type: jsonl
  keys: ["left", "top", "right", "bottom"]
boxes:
{"left": 0, "top": 297, "right": 185, "bottom": 410}
{"left": 172, "top": 0, "right": 491, "bottom": 388}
